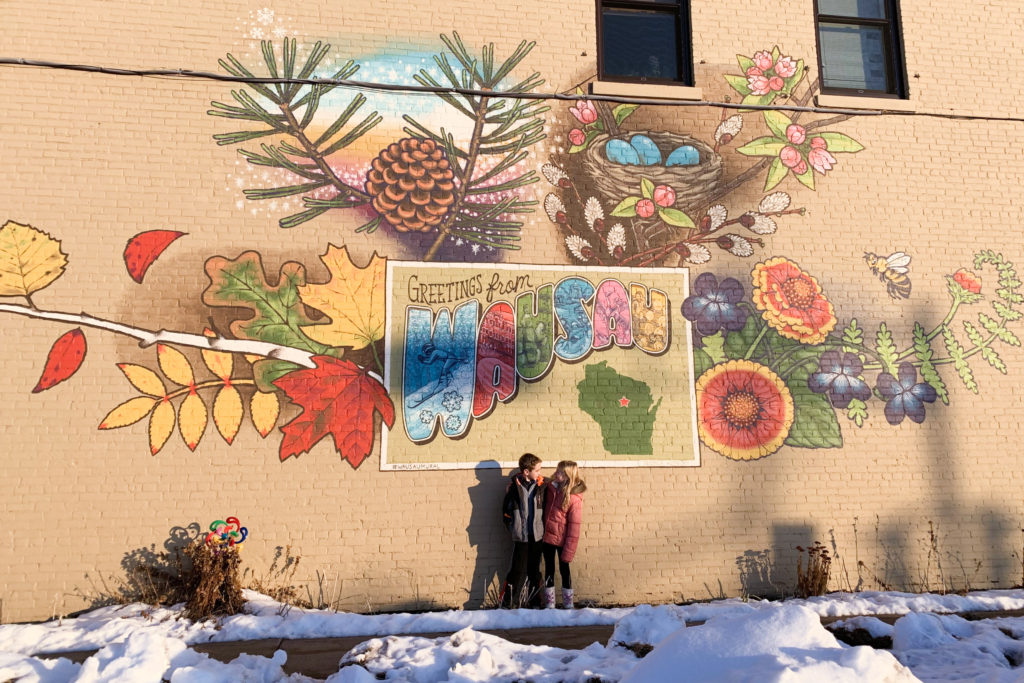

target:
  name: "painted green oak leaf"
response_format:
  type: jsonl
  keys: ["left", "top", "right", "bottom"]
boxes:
{"left": 202, "top": 251, "right": 331, "bottom": 356}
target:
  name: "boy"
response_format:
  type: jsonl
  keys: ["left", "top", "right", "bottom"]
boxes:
{"left": 500, "top": 452, "right": 545, "bottom": 608}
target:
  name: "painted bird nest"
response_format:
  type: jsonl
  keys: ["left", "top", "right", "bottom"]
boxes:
{"left": 581, "top": 131, "right": 723, "bottom": 212}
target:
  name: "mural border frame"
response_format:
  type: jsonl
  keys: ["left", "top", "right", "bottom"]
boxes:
{"left": 380, "top": 261, "right": 700, "bottom": 471}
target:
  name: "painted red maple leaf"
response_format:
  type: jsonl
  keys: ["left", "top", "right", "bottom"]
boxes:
{"left": 273, "top": 356, "right": 395, "bottom": 468}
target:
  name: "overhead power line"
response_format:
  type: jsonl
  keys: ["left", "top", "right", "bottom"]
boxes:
{"left": 2, "top": 57, "right": 1023, "bottom": 123}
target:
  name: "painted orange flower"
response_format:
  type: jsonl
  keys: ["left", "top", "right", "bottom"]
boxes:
{"left": 696, "top": 360, "right": 794, "bottom": 461}
{"left": 751, "top": 257, "right": 836, "bottom": 344}
{"left": 952, "top": 268, "right": 982, "bottom": 294}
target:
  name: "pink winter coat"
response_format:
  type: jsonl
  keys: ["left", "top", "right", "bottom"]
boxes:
{"left": 542, "top": 482, "right": 586, "bottom": 562}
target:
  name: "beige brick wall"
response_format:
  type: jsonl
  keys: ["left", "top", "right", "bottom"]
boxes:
{"left": 2, "top": 0, "right": 1024, "bottom": 622}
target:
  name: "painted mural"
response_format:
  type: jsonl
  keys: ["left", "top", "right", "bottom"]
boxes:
{"left": 682, "top": 255, "right": 1021, "bottom": 460}
{"left": 543, "top": 47, "right": 863, "bottom": 268}
{"left": 381, "top": 263, "right": 698, "bottom": 468}
{"left": 1, "top": 31, "right": 1021, "bottom": 470}
{"left": 209, "top": 33, "right": 546, "bottom": 262}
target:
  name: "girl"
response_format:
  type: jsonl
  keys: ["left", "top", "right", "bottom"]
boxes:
{"left": 541, "top": 460, "right": 586, "bottom": 609}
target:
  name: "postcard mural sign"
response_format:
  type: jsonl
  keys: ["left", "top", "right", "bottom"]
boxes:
{"left": 381, "top": 263, "right": 699, "bottom": 469}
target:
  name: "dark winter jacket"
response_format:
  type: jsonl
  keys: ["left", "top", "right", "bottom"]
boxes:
{"left": 502, "top": 472, "right": 546, "bottom": 543}
{"left": 542, "top": 481, "right": 586, "bottom": 563}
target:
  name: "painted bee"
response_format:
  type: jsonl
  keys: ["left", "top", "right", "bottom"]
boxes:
{"left": 864, "top": 251, "right": 912, "bottom": 299}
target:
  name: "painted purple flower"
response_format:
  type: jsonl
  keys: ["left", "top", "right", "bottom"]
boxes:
{"left": 877, "top": 362, "right": 937, "bottom": 425}
{"left": 682, "top": 272, "right": 748, "bottom": 336}
{"left": 808, "top": 350, "right": 871, "bottom": 408}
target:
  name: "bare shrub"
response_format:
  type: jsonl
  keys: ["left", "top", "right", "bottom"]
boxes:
{"left": 182, "top": 539, "right": 244, "bottom": 621}
{"left": 796, "top": 542, "right": 831, "bottom": 598}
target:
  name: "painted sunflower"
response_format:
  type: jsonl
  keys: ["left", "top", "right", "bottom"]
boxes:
{"left": 696, "top": 359, "right": 794, "bottom": 460}
{"left": 751, "top": 257, "right": 836, "bottom": 344}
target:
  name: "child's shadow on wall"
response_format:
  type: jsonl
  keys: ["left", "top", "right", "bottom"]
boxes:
{"left": 464, "top": 460, "right": 509, "bottom": 609}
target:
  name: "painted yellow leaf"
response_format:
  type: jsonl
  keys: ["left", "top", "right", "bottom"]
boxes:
{"left": 299, "top": 245, "right": 386, "bottom": 349}
{"left": 213, "top": 384, "right": 243, "bottom": 444}
{"left": 158, "top": 344, "right": 195, "bottom": 386}
{"left": 178, "top": 391, "right": 207, "bottom": 451}
{"left": 118, "top": 363, "right": 166, "bottom": 397}
{"left": 0, "top": 221, "right": 68, "bottom": 297}
{"left": 250, "top": 390, "right": 280, "bottom": 438}
{"left": 149, "top": 399, "right": 175, "bottom": 455}
{"left": 99, "top": 396, "right": 157, "bottom": 429}
{"left": 202, "top": 329, "right": 233, "bottom": 380}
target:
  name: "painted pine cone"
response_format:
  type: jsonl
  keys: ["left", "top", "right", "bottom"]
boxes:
{"left": 365, "top": 138, "right": 456, "bottom": 232}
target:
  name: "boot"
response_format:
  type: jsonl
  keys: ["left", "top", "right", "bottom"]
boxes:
{"left": 543, "top": 586, "right": 556, "bottom": 609}
{"left": 561, "top": 588, "right": 574, "bottom": 609}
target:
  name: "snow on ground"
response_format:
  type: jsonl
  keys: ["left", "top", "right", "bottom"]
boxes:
{"left": 3, "top": 589, "right": 1024, "bottom": 681}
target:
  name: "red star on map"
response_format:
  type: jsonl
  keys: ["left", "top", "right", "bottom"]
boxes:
{"left": 619, "top": 396, "right": 630, "bottom": 407}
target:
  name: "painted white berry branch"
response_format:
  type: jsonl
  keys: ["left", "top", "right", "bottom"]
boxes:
{"left": 0, "top": 303, "right": 318, "bottom": 369}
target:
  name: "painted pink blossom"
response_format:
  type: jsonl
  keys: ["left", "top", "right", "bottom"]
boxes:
{"left": 793, "top": 160, "right": 808, "bottom": 175}
{"left": 775, "top": 56, "right": 797, "bottom": 78}
{"left": 811, "top": 137, "right": 827, "bottom": 149}
{"left": 747, "top": 74, "right": 771, "bottom": 95}
{"left": 786, "top": 124, "right": 806, "bottom": 145}
{"left": 780, "top": 146, "right": 802, "bottom": 169}
{"left": 569, "top": 128, "right": 586, "bottom": 146}
{"left": 753, "top": 51, "right": 773, "bottom": 71}
{"left": 808, "top": 147, "right": 837, "bottom": 174}
{"left": 746, "top": 66, "right": 763, "bottom": 77}
{"left": 569, "top": 100, "right": 598, "bottom": 125}
{"left": 653, "top": 185, "right": 676, "bottom": 207}
{"left": 768, "top": 76, "right": 784, "bottom": 91}
{"left": 636, "top": 199, "right": 656, "bottom": 218}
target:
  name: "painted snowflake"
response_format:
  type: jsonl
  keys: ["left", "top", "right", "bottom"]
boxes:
{"left": 442, "top": 390, "right": 464, "bottom": 412}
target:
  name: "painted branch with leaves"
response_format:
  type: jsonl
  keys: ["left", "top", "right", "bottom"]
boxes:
{"left": 0, "top": 220, "right": 393, "bottom": 468}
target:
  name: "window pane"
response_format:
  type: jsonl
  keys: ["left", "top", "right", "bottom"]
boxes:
{"left": 818, "top": 0, "right": 886, "bottom": 19}
{"left": 601, "top": 8, "right": 680, "bottom": 81}
{"left": 819, "top": 22, "right": 889, "bottom": 91}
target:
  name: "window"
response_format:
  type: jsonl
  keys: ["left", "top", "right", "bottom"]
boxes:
{"left": 815, "top": 0, "right": 907, "bottom": 97}
{"left": 597, "top": 0, "right": 693, "bottom": 86}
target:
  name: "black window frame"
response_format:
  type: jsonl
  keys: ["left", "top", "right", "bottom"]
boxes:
{"left": 596, "top": 0, "right": 694, "bottom": 87}
{"left": 814, "top": 0, "right": 908, "bottom": 98}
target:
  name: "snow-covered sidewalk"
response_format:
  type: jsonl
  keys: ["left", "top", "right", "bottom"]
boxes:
{"left": 5, "top": 589, "right": 1024, "bottom": 681}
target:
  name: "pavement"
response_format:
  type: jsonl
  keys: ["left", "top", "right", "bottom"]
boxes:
{"left": 35, "top": 608, "right": 1024, "bottom": 680}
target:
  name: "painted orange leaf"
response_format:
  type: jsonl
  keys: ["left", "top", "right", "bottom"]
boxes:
{"left": 99, "top": 396, "right": 157, "bottom": 429}
{"left": 123, "top": 230, "right": 185, "bottom": 284}
{"left": 0, "top": 220, "right": 68, "bottom": 297}
{"left": 118, "top": 363, "right": 167, "bottom": 397}
{"left": 33, "top": 328, "right": 87, "bottom": 393}
{"left": 250, "top": 390, "right": 280, "bottom": 437}
{"left": 202, "top": 328, "right": 233, "bottom": 380}
{"left": 273, "top": 356, "right": 394, "bottom": 467}
{"left": 299, "top": 246, "right": 386, "bottom": 350}
{"left": 149, "top": 399, "right": 175, "bottom": 455}
{"left": 213, "top": 384, "right": 243, "bottom": 444}
{"left": 158, "top": 344, "right": 195, "bottom": 387}
{"left": 178, "top": 391, "right": 207, "bottom": 451}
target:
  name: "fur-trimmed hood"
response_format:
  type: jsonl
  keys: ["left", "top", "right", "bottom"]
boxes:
{"left": 568, "top": 480, "right": 587, "bottom": 496}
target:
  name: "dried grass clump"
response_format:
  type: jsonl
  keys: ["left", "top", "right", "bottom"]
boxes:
{"left": 182, "top": 539, "right": 244, "bottom": 621}
{"left": 242, "top": 545, "right": 306, "bottom": 607}
{"left": 796, "top": 541, "right": 832, "bottom": 598}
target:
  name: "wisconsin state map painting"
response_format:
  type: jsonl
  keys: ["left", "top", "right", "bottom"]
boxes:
{"left": 578, "top": 361, "right": 662, "bottom": 455}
